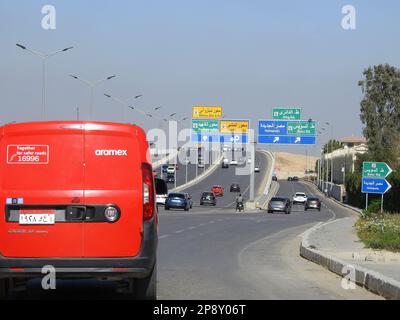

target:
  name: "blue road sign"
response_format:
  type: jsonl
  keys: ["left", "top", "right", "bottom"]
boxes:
{"left": 258, "top": 120, "right": 316, "bottom": 145}
{"left": 191, "top": 133, "right": 220, "bottom": 143}
{"left": 258, "top": 135, "right": 316, "bottom": 145}
{"left": 219, "top": 134, "right": 248, "bottom": 144}
{"left": 361, "top": 178, "right": 392, "bottom": 194}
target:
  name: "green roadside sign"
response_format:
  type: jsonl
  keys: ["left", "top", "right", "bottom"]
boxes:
{"left": 287, "top": 121, "right": 316, "bottom": 135}
{"left": 192, "top": 119, "right": 219, "bottom": 133}
{"left": 363, "top": 162, "right": 393, "bottom": 179}
{"left": 272, "top": 108, "right": 301, "bottom": 120}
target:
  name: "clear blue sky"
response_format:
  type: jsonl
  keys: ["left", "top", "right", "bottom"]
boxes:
{"left": 1, "top": 0, "right": 399, "bottom": 154}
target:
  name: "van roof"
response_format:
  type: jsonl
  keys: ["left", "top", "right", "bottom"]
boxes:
{"left": 1, "top": 120, "right": 151, "bottom": 165}
{"left": 1, "top": 121, "right": 145, "bottom": 136}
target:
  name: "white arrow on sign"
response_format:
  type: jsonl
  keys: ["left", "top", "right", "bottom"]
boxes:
{"left": 273, "top": 137, "right": 280, "bottom": 143}
{"left": 295, "top": 137, "right": 301, "bottom": 144}
{"left": 230, "top": 135, "right": 240, "bottom": 142}
{"left": 202, "top": 135, "right": 208, "bottom": 142}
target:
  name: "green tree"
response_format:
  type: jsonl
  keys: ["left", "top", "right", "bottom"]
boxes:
{"left": 322, "top": 139, "right": 343, "bottom": 154}
{"left": 358, "top": 64, "right": 400, "bottom": 168}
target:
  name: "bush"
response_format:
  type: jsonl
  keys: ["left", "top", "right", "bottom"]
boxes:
{"left": 356, "top": 214, "right": 400, "bottom": 251}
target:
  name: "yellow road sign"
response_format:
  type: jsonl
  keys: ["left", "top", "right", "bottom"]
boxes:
{"left": 220, "top": 120, "right": 249, "bottom": 133}
{"left": 192, "top": 106, "right": 223, "bottom": 119}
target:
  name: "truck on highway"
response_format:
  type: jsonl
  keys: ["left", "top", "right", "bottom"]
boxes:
{"left": 0, "top": 121, "right": 158, "bottom": 299}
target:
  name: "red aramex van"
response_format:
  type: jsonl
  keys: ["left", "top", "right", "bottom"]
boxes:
{"left": 0, "top": 121, "right": 158, "bottom": 299}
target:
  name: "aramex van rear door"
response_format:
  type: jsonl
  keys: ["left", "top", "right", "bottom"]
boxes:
{"left": 0, "top": 122, "right": 85, "bottom": 258}
{"left": 83, "top": 123, "right": 143, "bottom": 257}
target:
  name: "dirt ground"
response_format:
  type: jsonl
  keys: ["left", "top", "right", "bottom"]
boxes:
{"left": 274, "top": 152, "right": 318, "bottom": 175}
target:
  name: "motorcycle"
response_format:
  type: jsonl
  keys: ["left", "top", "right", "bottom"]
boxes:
{"left": 236, "top": 201, "right": 244, "bottom": 213}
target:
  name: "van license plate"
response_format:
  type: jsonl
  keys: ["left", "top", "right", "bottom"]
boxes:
{"left": 19, "top": 213, "right": 55, "bottom": 225}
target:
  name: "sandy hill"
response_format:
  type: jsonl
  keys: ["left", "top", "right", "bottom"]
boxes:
{"left": 274, "top": 152, "right": 318, "bottom": 176}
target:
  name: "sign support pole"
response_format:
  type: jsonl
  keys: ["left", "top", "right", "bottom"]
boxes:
{"left": 381, "top": 194, "right": 384, "bottom": 214}
{"left": 249, "top": 135, "right": 256, "bottom": 203}
{"left": 365, "top": 193, "right": 368, "bottom": 210}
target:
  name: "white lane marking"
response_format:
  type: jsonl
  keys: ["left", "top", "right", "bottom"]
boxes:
{"left": 209, "top": 221, "right": 215, "bottom": 224}
{"left": 175, "top": 230, "right": 184, "bottom": 234}
{"left": 159, "top": 234, "right": 169, "bottom": 239}
{"left": 218, "top": 219, "right": 223, "bottom": 222}
{"left": 299, "top": 222, "right": 323, "bottom": 238}
{"left": 225, "top": 185, "right": 251, "bottom": 208}
{"left": 187, "top": 226, "right": 196, "bottom": 230}
{"left": 199, "top": 223, "right": 206, "bottom": 227}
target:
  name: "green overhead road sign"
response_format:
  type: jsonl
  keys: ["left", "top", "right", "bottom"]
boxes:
{"left": 287, "top": 121, "right": 316, "bottom": 135}
{"left": 363, "top": 162, "right": 393, "bottom": 179}
{"left": 191, "top": 119, "right": 219, "bottom": 133}
{"left": 272, "top": 108, "right": 301, "bottom": 120}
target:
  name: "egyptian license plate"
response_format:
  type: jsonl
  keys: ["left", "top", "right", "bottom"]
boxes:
{"left": 19, "top": 209, "right": 55, "bottom": 225}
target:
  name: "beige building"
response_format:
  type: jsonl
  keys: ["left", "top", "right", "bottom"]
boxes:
{"left": 322, "top": 135, "right": 368, "bottom": 185}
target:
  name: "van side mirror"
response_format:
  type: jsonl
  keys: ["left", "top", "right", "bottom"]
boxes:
{"left": 154, "top": 178, "right": 168, "bottom": 195}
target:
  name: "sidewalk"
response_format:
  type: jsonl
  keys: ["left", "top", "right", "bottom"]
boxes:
{"left": 301, "top": 216, "right": 400, "bottom": 299}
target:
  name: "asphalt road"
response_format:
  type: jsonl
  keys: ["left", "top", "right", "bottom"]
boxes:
{"left": 8, "top": 151, "right": 380, "bottom": 299}
{"left": 157, "top": 179, "right": 381, "bottom": 300}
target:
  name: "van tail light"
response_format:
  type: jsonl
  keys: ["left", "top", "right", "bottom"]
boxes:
{"left": 142, "top": 163, "right": 155, "bottom": 221}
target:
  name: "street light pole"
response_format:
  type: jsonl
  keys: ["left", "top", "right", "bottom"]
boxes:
{"left": 70, "top": 75, "right": 116, "bottom": 119}
{"left": 16, "top": 44, "right": 73, "bottom": 120}
{"left": 326, "top": 122, "right": 334, "bottom": 194}
{"left": 104, "top": 93, "right": 144, "bottom": 122}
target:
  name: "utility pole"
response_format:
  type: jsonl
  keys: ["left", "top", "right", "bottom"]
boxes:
{"left": 249, "top": 137, "right": 256, "bottom": 202}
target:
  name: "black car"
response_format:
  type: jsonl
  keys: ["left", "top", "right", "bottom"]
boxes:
{"left": 272, "top": 176, "right": 278, "bottom": 181}
{"left": 222, "top": 162, "right": 229, "bottom": 169}
{"left": 230, "top": 183, "right": 241, "bottom": 192}
{"left": 166, "top": 174, "right": 175, "bottom": 184}
{"left": 305, "top": 197, "right": 321, "bottom": 211}
{"left": 292, "top": 176, "right": 299, "bottom": 181}
{"left": 287, "top": 177, "right": 293, "bottom": 181}
{"left": 200, "top": 192, "right": 217, "bottom": 206}
{"left": 267, "top": 197, "right": 291, "bottom": 214}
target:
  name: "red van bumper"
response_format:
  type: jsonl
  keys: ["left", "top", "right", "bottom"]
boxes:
{"left": 0, "top": 219, "right": 157, "bottom": 280}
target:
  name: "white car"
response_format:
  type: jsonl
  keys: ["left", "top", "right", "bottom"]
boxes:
{"left": 198, "top": 163, "right": 205, "bottom": 168}
{"left": 156, "top": 194, "right": 167, "bottom": 205}
{"left": 292, "top": 192, "right": 307, "bottom": 204}
{"left": 254, "top": 166, "right": 260, "bottom": 173}
{"left": 230, "top": 160, "right": 238, "bottom": 165}
{"left": 167, "top": 166, "right": 176, "bottom": 174}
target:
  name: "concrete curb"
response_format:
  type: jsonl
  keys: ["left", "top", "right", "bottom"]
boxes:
{"left": 171, "top": 156, "right": 223, "bottom": 192}
{"left": 300, "top": 218, "right": 400, "bottom": 300}
{"left": 252, "top": 150, "right": 276, "bottom": 210}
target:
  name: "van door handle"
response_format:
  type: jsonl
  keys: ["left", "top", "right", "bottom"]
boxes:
{"left": 66, "top": 206, "right": 86, "bottom": 221}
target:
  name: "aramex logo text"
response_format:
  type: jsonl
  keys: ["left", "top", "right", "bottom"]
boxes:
{"left": 95, "top": 150, "right": 128, "bottom": 156}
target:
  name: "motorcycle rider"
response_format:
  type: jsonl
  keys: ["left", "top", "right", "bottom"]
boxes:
{"left": 235, "top": 194, "right": 244, "bottom": 212}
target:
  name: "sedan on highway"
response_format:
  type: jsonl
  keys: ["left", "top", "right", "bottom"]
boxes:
{"left": 230, "top": 183, "right": 241, "bottom": 193}
{"left": 292, "top": 192, "right": 307, "bottom": 205}
{"left": 165, "top": 193, "right": 191, "bottom": 211}
{"left": 211, "top": 185, "right": 224, "bottom": 197}
{"left": 268, "top": 197, "right": 291, "bottom": 214}
{"left": 166, "top": 174, "right": 175, "bottom": 184}
{"left": 272, "top": 175, "right": 278, "bottom": 181}
{"left": 200, "top": 192, "right": 217, "bottom": 206}
{"left": 305, "top": 197, "right": 321, "bottom": 211}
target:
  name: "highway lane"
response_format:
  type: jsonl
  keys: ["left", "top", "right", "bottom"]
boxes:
{"left": 164, "top": 151, "right": 268, "bottom": 210}
{"left": 8, "top": 163, "right": 380, "bottom": 299}
{"left": 157, "top": 180, "right": 380, "bottom": 299}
